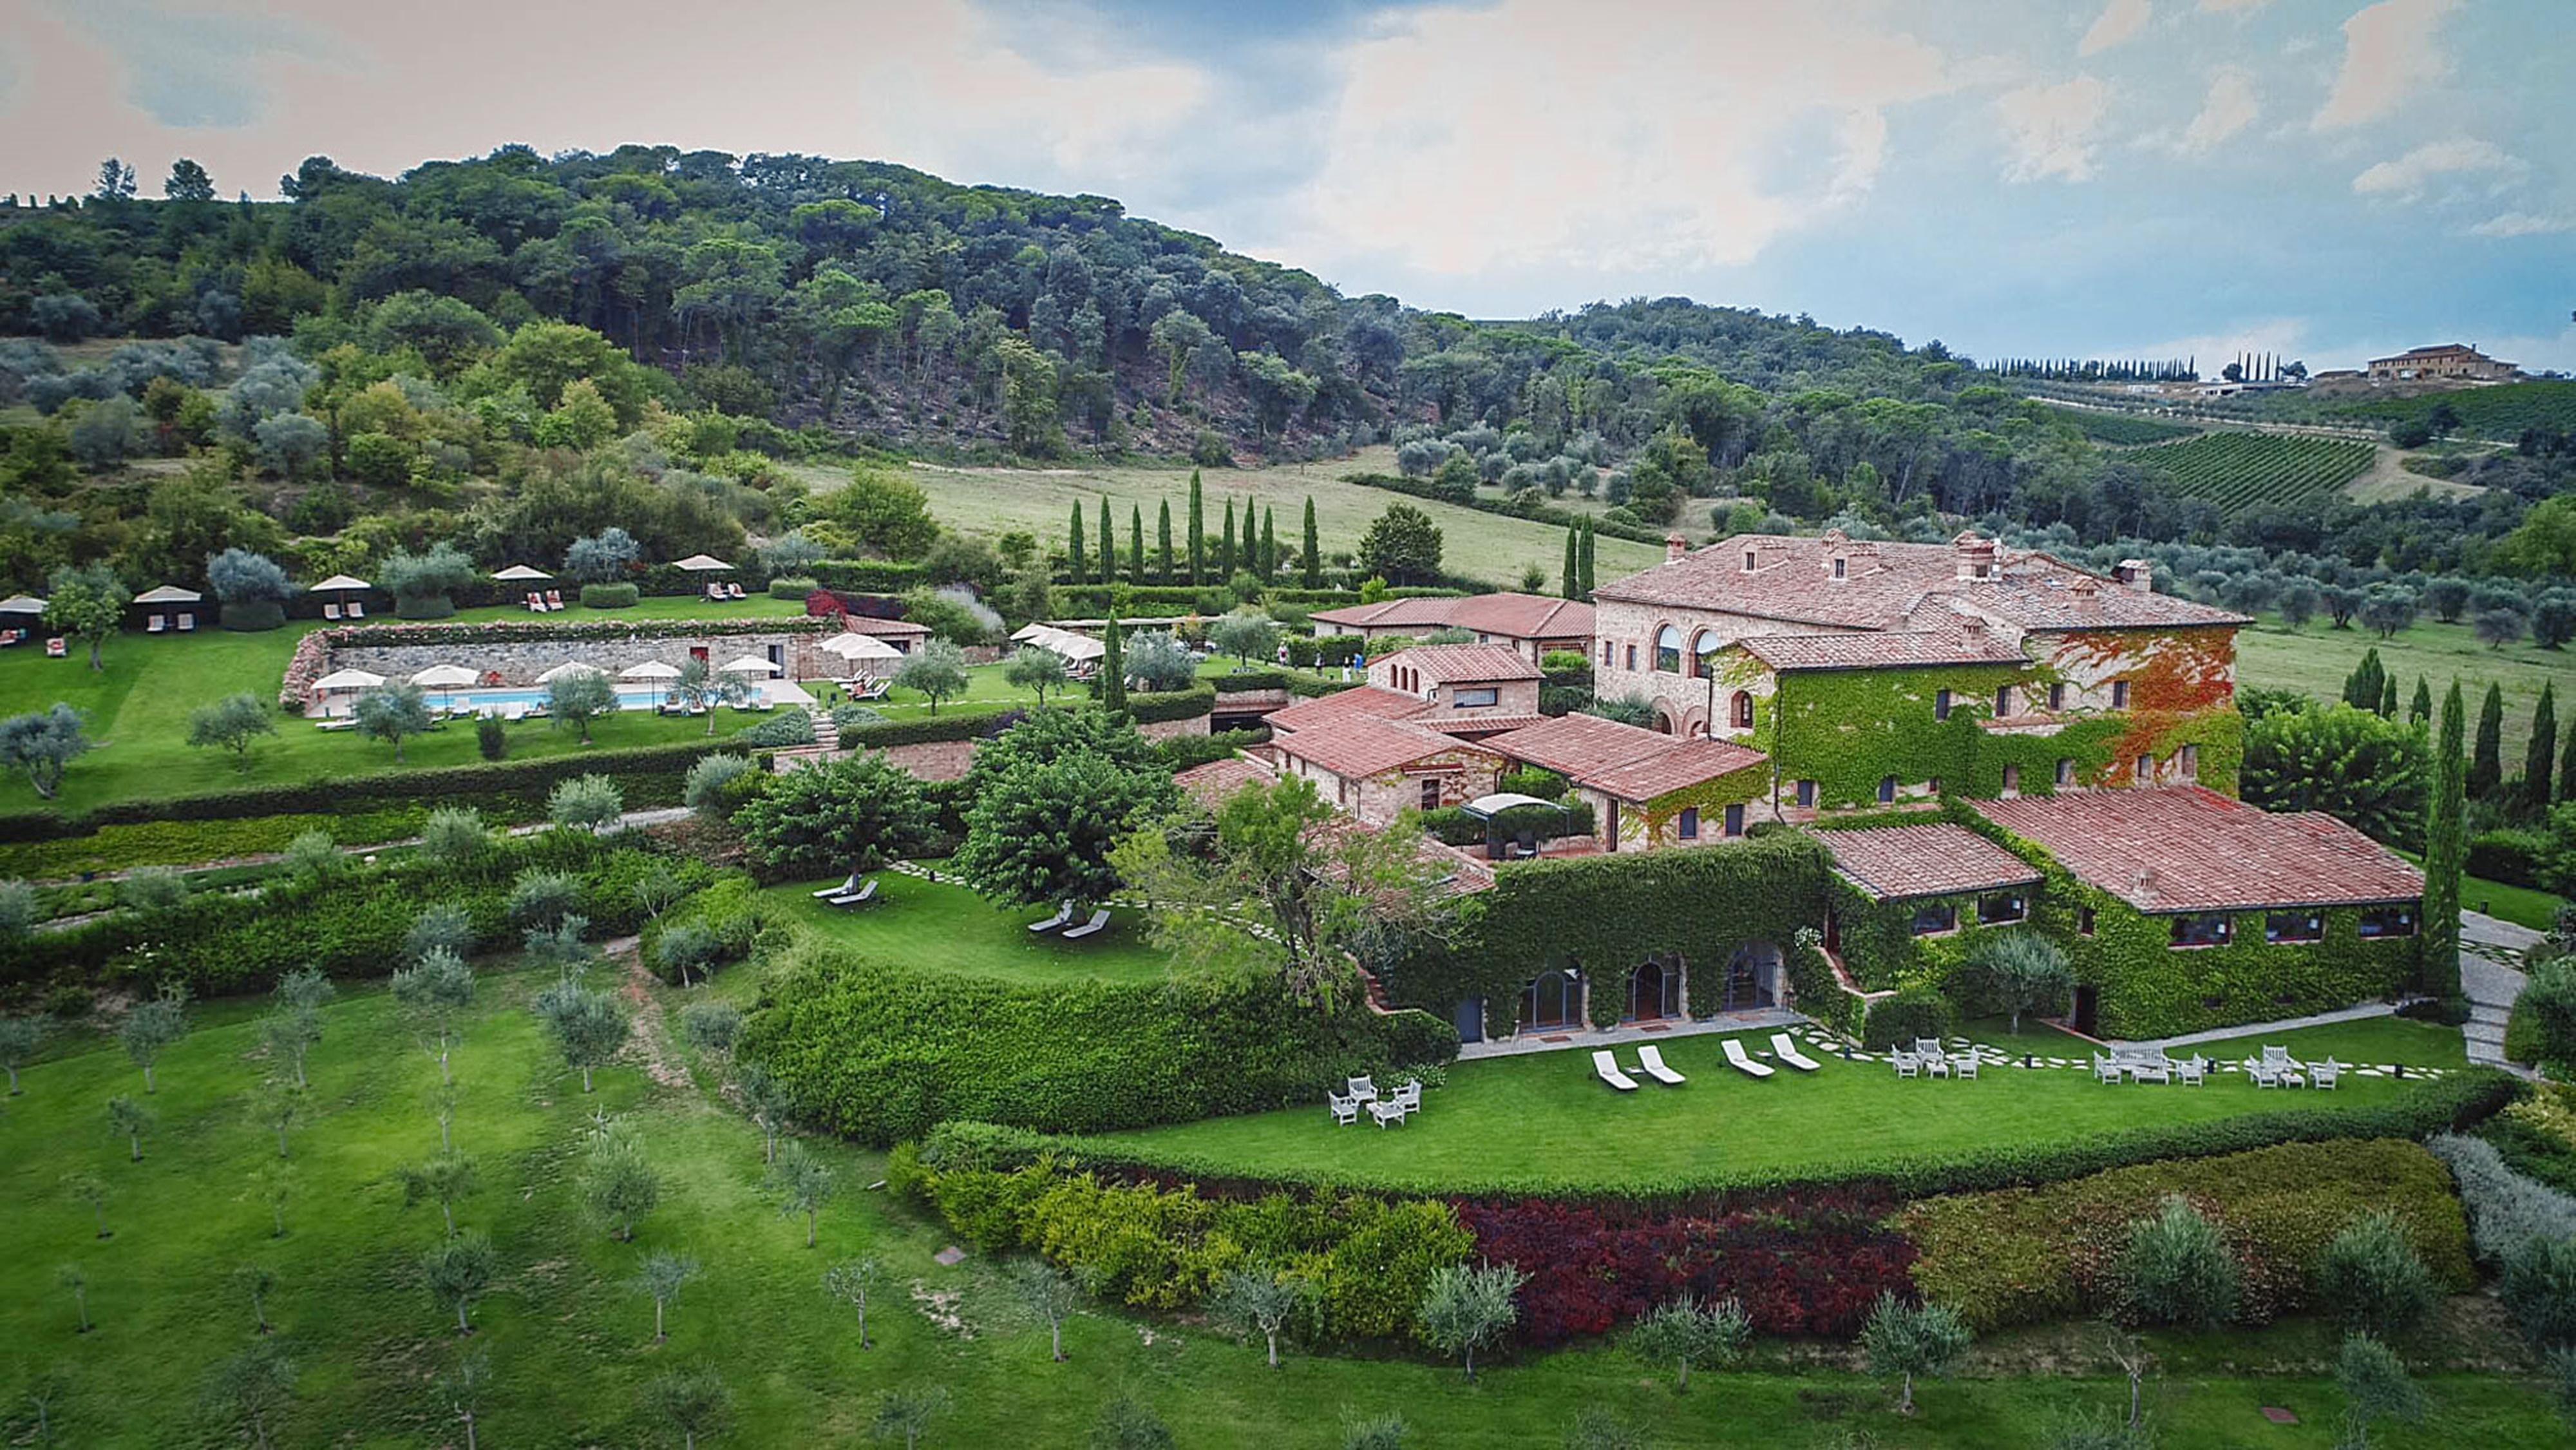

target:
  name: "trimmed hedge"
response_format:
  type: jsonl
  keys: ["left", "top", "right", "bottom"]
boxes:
{"left": 1125, "top": 684, "right": 1216, "bottom": 725}
{"left": 2469, "top": 828, "right": 2549, "bottom": 890}
{"left": 738, "top": 942, "right": 1460, "bottom": 1144}
{"left": 1158, "top": 729, "right": 1270, "bottom": 774}
{"left": 768, "top": 576, "right": 820, "bottom": 601}
{"left": 579, "top": 582, "right": 640, "bottom": 609}
{"left": 1900, "top": 1138, "right": 2476, "bottom": 1330}
{"left": 960, "top": 1069, "right": 2518, "bottom": 1210}
{"left": 808, "top": 560, "right": 929, "bottom": 593}
{"left": 841, "top": 705, "right": 1027, "bottom": 750}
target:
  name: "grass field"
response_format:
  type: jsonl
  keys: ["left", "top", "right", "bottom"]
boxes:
{"left": 1081, "top": 1025, "right": 2450, "bottom": 1195}
{"left": 2234, "top": 613, "right": 2576, "bottom": 765}
{"left": 789, "top": 446, "right": 1667, "bottom": 589}
{"left": 3, "top": 959, "right": 2561, "bottom": 1447}
{"left": 0, "top": 598, "right": 811, "bottom": 816}
{"left": 1962, "top": 1013, "right": 2470, "bottom": 1069}
{"left": 760, "top": 872, "right": 1172, "bottom": 984}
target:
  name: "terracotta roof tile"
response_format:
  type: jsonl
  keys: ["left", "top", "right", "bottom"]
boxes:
{"left": 1740, "top": 625, "right": 2027, "bottom": 672}
{"left": 1309, "top": 592, "right": 1593, "bottom": 640}
{"left": 1274, "top": 716, "right": 1499, "bottom": 779}
{"left": 1596, "top": 533, "right": 2244, "bottom": 633}
{"left": 1264, "top": 685, "right": 1428, "bottom": 734}
{"left": 1376, "top": 643, "right": 1544, "bottom": 683}
{"left": 1821, "top": 823, "right": 2043, "bottom": 901}
{"left": 1173, "top": 755, "right": 1276, "bottom": 810}
{"left": 1422, "top": 713, "right": 1548, "bottom": 736}
{"left": 1483, "top": 713, "right": 1768, "bottom": 803}
{"left": 1971, "top": 787, "right": 2423, "bottom": 912}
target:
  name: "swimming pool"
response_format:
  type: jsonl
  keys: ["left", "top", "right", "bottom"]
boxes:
{"left": 436, "top": 686, "right": 670, "bottom": 713}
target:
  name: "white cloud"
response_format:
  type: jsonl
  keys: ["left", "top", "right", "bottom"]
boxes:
{"left": 1997, "top": 75, "right": 2111, "bottom": 182}
{"left": 2175, "top": 68, "right": 2260, "bottom": 152}
{"left": 1264, "top": 1, "right": 1958, "bottom": 278}
{"left": 2470, "top": 212, "right": 2575, "bottom": 238}
{"left": 2351, "top": 138, "right": 2522, "bottom": 200}
{"left": 2080, "top": 0, "right": 2154, "bottom": 56}
{"left": 2199, "top": 0, "right": 2269, "bottom": 10}
{"left": 2313, "top": 0, "right": 2461, "bottom": 131}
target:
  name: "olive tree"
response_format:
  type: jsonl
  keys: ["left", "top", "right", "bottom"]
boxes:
{"left": 2336, "top": 1332, "right": 2425, "bottom": 1449}
{"left": 118, "top": 987, "right": 189, "bottom": 1093}
{"left": 679, "top": 1002, "right": 744, "bottom": 1057}
{"left": 251, "top": 1081, "right": 307, "bottom": 1158}
{"left": 106, "top": 1094, "right": 155, "bottom": 1161}
{"left": 564, "top": 526, "right": 639, "bottom": 584}
{"left": 417, "top": 808, "right": 490, "bottom": 869}
{"left": 547, "top": 670, "right": 619, "bottom": 745}
{"left": 1002, "top": 645, "right": 1069, "bottom": 707}
{"left": 187, "top": 692, "right": 277, "bottom": 771}
{"left": 1625, "top": 1293, "right": 1750, "bottom": 1393}
{"left": 437, "top": 1351, "right": 489, "bottom": 1450}
{"left": 581, "top": 1130, "right": 661, "bottom": 1242}
{"left": 644, "top": 1365, "right": 732, "bottom": 1450}
{"left": 0, "top": 1013, "right": 52, "bottom": 1094}
{"left": 2117, "top": 1195, "right": 2240, "bottom": 1330}
{"left": 1122, "top": 630, "right": 1198, "bottom": 692}
{"left": 632, "top": 1250, "right": 701, "bottom": 1342}
{"left": 1209, "top": 1264, "right": 1313, "bottom": 1369}
{"left": 1209, "top": 609, "right": 1280, "bottom": 667}
{"left": 2315, "top": 1210, "right": 2439, "bottom": 1339}
{"left": 379, "top": 543, "right": 478, "bottom": 616}
{"left": 0, "top": 879, "right": 35, "bottom": 942}
{"left": 765, "top": 1141, "right": 835, "bottom": 1248}
{"left": 1417, "top": 1262, "right": 1526, "bottom": 1382}
{"left": 1007, "top": 1258, "right": 1081, "bottom": 1362}
{"left": 822, "top": 1257, "right": 889, "bottom": 1348}
{"left": 354, "top": 682, "right": 435, "bottom": 763}
{"left": 0, "top": 704, "right": 93, "bottom": 799}
{"left": 392, "top": 947, "right": 475, "bottom": 1083}
{"left": 44, "top": 563, "right": 126, "bottom": 671}
{"left": 1859, "top": 1291, "right": 1972, "bottom": 1415}
{"left": 534, "top": 983, "right": 629, "bottom": 1092}
{"left": 61, "top": 1172, "right": 109, "bottom": 1238}
{"left": 892, "top": 639, "right": 970, "bottom": 714}
{"left": 421, "top": 1231, "right": 498, "bottom": 1335}
{"left": 547, "top": 772, "right": 623, "bottom": 832}
{"left": 869, "top": 1386, "right": 949, "bottom": 1448}
{"left": 57, "top": 1264, "right": 93, "bottom": 1331}
{"left": 400, "top": 1153, "right": 482, "bottom": 1237}
{"left": 234, "top": 1263, "right": 277, "bottom": 1335}
{"left": 200, "top": 1340, "right": 296, "bottom": 1449}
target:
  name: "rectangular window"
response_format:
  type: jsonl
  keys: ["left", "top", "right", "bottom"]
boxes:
{"left": 1878, "top": 776, "right": 1897, "bottom": 804}
{"left": 2078, "top": 905, "right": 2097, "bottom": 937}
{"left": 1935, "top": 689, "right": 1952, "bottom": 721}
{"left": 1625, "top": 645, "right": 1637, "bottom": 672}
{"left": 2169, "top": 913, "right": 2232, "bottom": 948}
{"left": 1832, "top": 557, "right": 1847, "bottom": 579}
{"left": 2048, "top": 682, "right": 2066, "bottom": 711}
{"left": 1420, "top": 778, "right": 1442, "bottom": 812}
{"left": 1743, "top": 549, "right": 1757, "bottom": 571}
{"left": 2002, "top": 764, "right": 2021, "bottom": 797}
{"left": 2179, "top": 744, "right": 2199, "bottom": 778}
{"left": 2265, "top": 912, "right": 2324, "bottom": 944}
{"left": 1600, "top": 641, "right": 1612, "bottom": 667}
{"left": 2056, "top": 758, "right": 2076, "bottom": 788}
{"left": 1995, "top": 685, "right": 2014, "bottom": 717}
{"left": 1678, "top": 807, "right": 1700, "bottom": 840}
{"left": 1454, "top": 687, "right": 1499, "bottom": 707}
{"left": 2111, "top": 680, "right": 2131, "bottom": 709}
{"left": 2134, "top": 754, "right": 2154, "bottom": 783}
{"left": 2359, "top": 907, "right": 2418, "bottom": 939}
{"left": 1794, "top": 779, "right": 1817, "bottom": 808}
{"left": 1723, "top": 803, "right": 1745, "bottom": 837}
{"left": 1978, "top": 891, "right": 2029, "bottom": 925}
{"left": 1927, "top": 776, "right": 1942, "bottom": 795}
{"left": 1911, "top": 902, "right": 1958, "bottom": 936}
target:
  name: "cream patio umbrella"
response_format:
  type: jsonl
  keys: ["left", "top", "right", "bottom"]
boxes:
{"left": 491, "top": 564, "right": 552, "bottom": 581}
{"left": 717, "top": 654, "right": 781, "bottom": 675}
{"left": 818, "top": 629, "right": 902, "bottom": 683}
{"left": 410, "top": 663, "right": 478, "bottom": 709}
{"left": 535, "top": 660, "right": 608, "bottom": 683}
{"left": 620, "top": 660, "right": 683, "bottom": 680}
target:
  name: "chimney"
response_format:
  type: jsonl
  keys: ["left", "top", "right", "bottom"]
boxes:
{"left": 1665, "top": 533, "right": 1688, "bottom": 564}
{"left": 2072, "top": 575, "right": 2099, "bottom": 602}
{"left": 2114, "top": 559, "right": 2153, "bottom": 594}
{"left": 1953, "top": 531, "right": 1996, "bottom": 582}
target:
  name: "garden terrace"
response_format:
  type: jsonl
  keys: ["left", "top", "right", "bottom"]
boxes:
{"left": 755, "top": 870, "right": 1173, "bottom": 984}
{"left": 1073, "top": 1022, "right": 2497, "bottom": 1198}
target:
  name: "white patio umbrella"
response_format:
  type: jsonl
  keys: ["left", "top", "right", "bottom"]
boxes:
{"left": 0, "top": 593, "right": 46, "bottom": 615}
{"left": 410, "top": 663, "right": 477, "bottom": 709}
{"left": 718, "top": 654, "right": 780, "bottom": 675}
{"left": 308, "top": 573, "right": 372, "bottom": 593}
{"left": 620, "top": 660, "right": 683, "bottom": 680}
{"left": 535, "top": 660, "right": 608, "bottom": 683}
{"left": 672, "top": 554, "right": 735, "bottom": 572}
{"left": 310, "top": 667, "right": 384, "bottom": 692}
{"left": 491, "top": 564, "right": 552, "bottom": 582}
{"left": 819, "top": 632, "right": 902, "bottom": 660}
{"left": 133, "top": 584, "right": 204, "bottom": 605}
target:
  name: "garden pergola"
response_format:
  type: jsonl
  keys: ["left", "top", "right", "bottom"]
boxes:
{"left": 1459, "top": 792, "right": 1573, "bottom": 861}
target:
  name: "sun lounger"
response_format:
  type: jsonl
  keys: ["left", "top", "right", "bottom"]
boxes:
{"left": 727, "top": 583, "right": 747, "bottom": 600}
{"left": 1891, "top": 1049, "right": 1919, "bottom": 1080}
{"left": 1771, "top": 1033, "right": 1822, "bottom": 1073}
{"left": 813, "top": 871, "right": 865, "bottom": 900}
{"left": 323, "top": 602, "right": 343, "bottom": 620}
{"left": 344, "top": 601, "right": 363, "bottom": 619}
{"left": 1636, "top": 1044, "right": 1687, "bottom": 1085}
{"left": 1721, "top": 1038, "right": 1776, "bottom": 1079}
{"left": 545, "top": 591, "right": 564, "bottom": 611}
{"left": 1328, "top": 1091, "right": 1359, "bottom": 1125}
{"left": 705, "top": 583, "right": 726, "bottom": 602}
{"left": 1026, "top": 901, "right": 1075, "bottom": 932}
{"left": 827, "top": 879, "right": 879, "bottom": 908}
{"left": 1592, "top": 1051, "right": 1639, "bottom": 1092}
{"left": 147, "top": 614, "right": 166, "bottom": 633}
{"left": 0, "top": 630, "right": 16, "bottom": 647}
{"left": 1368, "top": 1100, "right": 1407, "bottom": 1127}
{"left": 1061, "top": 908, "right": 1112, "bottom": 939}
{"left": 45, "top": 637, "right": 67, "bottom": 658}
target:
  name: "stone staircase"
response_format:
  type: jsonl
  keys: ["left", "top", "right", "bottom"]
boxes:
{"left": 769, "top": 703, "right": 842, "bottom": 772}
{"left": 2465, "top": 997, "right": 2514, "bottom": 1068}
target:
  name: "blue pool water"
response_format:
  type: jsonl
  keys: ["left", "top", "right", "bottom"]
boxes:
{"left": 438, "top": 686, "right": 670, "bottom": 712}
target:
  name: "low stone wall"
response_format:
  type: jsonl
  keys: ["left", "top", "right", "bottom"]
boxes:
{"left": 323, "top": 629, "right": 833, "bottom": 689}
{"left": 1138, "top": 715, "right": 1211, "bottom": 741}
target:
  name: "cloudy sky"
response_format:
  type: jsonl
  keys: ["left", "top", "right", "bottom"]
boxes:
{"left": 3, "top": 0, "right": 2568, "bottom": 371}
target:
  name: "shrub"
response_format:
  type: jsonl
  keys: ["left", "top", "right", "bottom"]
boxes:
{"left": 2314, "top": 1208, "right": 2440, "bottom": 1338}
{"left": 476, "top": 714, "right": 507, "bottom": 761}
{"left": 417, "top": 808, "right": 489, "bottom": 868}
{"left": 2427, "top": 1132, "right": 2576, "bottom": 1262}
{"left": 2501, "top": 1235, "right": 2576, "bottom": 1350}
{"left": 653, "top": 923, "right": 722, "bottom": 986}
{"left": 769, "top": 576, "right": 820, "bottom": 601}
{"left": 733, "top": 711, "right": 816, "bottom": 748}
{"left": 1861, "top": 986, "right": 1955, "bottom": 1051}
{"left": 2469, "top": 828, "right": 2550, "bottom": 888}
{"left": 684, "top": 754, "right": 759, "bottom": 819}
{"left": 2117, "top": 1195, "right": 2240, "bottom": 1329}
{"left": 2518, "top": 960, "right": 2576, "bottom": 1072}
{"left": 579, "top": 582, "right": 639, "bottom": 609}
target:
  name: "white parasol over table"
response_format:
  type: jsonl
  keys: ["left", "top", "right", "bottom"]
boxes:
{"left": 535, "top": 661, "right": 609, "bottom": 684}
{"left": 312, "top": 667, "right": 385, "bottom": 692}
{"left": 718, "top": 655, "right": 780, "bottom": 675}
{"left": 620, "top": 660, "right": 683, "bottom": 680}
{"left": 491, "top": 564, "right": 552, "bottom": 582}
{"left": 410, "top": 663, "right": 477, "bottom": 707}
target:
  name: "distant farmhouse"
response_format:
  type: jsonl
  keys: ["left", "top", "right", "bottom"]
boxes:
{"left": 2366, "top": 342, "right": 2521, "bottom": 383}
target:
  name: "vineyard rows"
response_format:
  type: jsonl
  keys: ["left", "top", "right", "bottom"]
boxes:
{"left": 2131, "top": 432, "right": 2376, "bottom": 512}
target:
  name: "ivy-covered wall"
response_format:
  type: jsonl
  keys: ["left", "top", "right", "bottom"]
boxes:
{"left": 1379, "top": 832, "right": 1830, "bottom": 1038}
{"left": 1613, "top": 760, "right": 1775, "bottom": 851}
{"left": 1830, "top": 877, "right": 2031, "bottom": 995}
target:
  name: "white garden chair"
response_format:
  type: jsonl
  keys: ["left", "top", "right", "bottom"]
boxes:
{"left": 1389, "top": 1080, "right": 1423, "bottom": 1117}
{"left": 2309, "top": 1058, "right": 2342, "bottom": 1091}
{"left": 1949, "top": 1052, "right": 1980, "bottom": 1080}
{"left": 2093, "top": 1053, "right": 2123, "bottom": 1085}
{"left": 1327, "top": 1092, "right": 1359, "bottom": 1126}
{"left": 1891, "top": 1050, "right": 1920, "bottom": 1080}
{"left": 1347, "top": 1076, "right": 1379, "bottom": 1103}
{"left": 1368, "top": 1100, "right": 1406, "bottom": 1128}
{"left": 2246, "top": 1058, "right": 2281, "bottom": 1088}
{"left": 2175, "top": 1055, "right": 2208, "bottom": 1087}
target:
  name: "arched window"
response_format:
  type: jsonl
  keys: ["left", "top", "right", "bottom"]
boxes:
{"left": 1626, "top": 958, "right": 1681, "bottom": 1022}
{"left": 1654, "top": 625, "right": 1683, "bottom": 674}
{"left": 1692, "top": 630, "right": 1722, "bottom": 680}
{"left": 1520, "top": 969, "right": 1580, "bottom": 1031}
{"left": 1730, "top": 691, "right": 1755, "bottom": 729}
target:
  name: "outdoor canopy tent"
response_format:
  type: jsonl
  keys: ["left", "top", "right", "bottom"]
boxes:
{"left": 0, "top": 595, "right": 46, "bottom": 615}
{"left": 819, "top": 632, "right": 902, "bottom": 660}
{"left": 1016, "top": 623, "right": 1106, "bottom": 663}
{"left": 491, "top": 564, "right": 553, "bottom": 581}
{"left": 1460, "top": 792, "right": 1573, "bottom": 861}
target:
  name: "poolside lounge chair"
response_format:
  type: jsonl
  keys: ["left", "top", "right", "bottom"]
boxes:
{"left": 1327, "top": 1092, "right": 1359, "bottom": 1126}
{"left": 1592, "top": 1051, "right": 1639, "bottom": 1092}
{"left": 1368, "top": 1100, "right": 1407, "bottom": 1127}
{"left": 1771, "top": 1033, "right": 1822, "bottom": 1073}
{"left": 2309, "top": 1058, "right": 2342, "bottom": 1090}
{"left": 1026, "top": 901, "right": 1075, "bottom": 933}
{"left": 0, "top": 630, "right": 16, "bottom": 647}
{"left": 1636, "top": 1044, "right": 1687, "bottom": 1085}
{"left": 527, "top": 593, "right": 545, "bottom": 613}
{"left": 147, "top": 614, "right": 166, "bottom": 633}
{"left": 1722, "top": 1038, "right": 1776, "bottom": 1080}
{"left": 501, "top": 703, "right": 528, "bottom": 723}
{"left": 1949, "top": 1051, "right": 1980, "bottom": 1080}
{"left": 727, "top": 582, "right": 747, "bottom": 600}
{"left": 1347, "top": 1076, "right": 1378, "bottom": 1103}
{"left": 2093, "top": 1053, "right": 2123, "bottom": 1085}
{"left": 826, "top": 879, "right": 878, "bottom": 908}
{"left": 176, "top": 613, "right": 196, "bottom": 631}
{"left": 854, "top": 676, "right": 893, "bottom": 701}
{"left": 705, "top": 582, "right": 726, "bottom": 603}
{"left": 1062, "top": 908, "right": 1112, "bottom": 939}
{"left": 344, "top": 601, "right": 363, "bottom": 619}
{"left": 545, "top": 590, "right": 565, "bottom": 611}
{"left": 1891, "top": 1049, "right": 1920, "bottom": 1080}
{"left": 323, "top": 602, "right": 343, "bottom": 621}
{"left": 813, "top": 870, "right": 866, "bottom": 900}
{"left": 45, "top": 637, "right": 66, "bottom": 658}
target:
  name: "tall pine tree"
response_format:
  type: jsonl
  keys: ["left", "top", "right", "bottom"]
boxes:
{"left": 1187, "top": 470, "right": 1205, "bottom": 585}
{"left": 1157, "top": 499, "right": 1174, "bottom": 584}
{"left": 1220, "top": 499, "right": 1236, "bottom": 578}
{"left": 1068, "top": 502, "right": 1086, "bottom": 583}
{"left": 2423, "top": 682, "right": 2467, "bottom": 997}
{"left": 1130, "top": 504, "right": 1146, "bottom": 585}
{"left": 2469, "top": 683, "right": 2505, "bottom": 800}
{"left": 2527, "top": 682, "right": 2558, "bottom": 807}
{"left": 1301, "top": 497, "right": 1321, "bottom": 589}
{"left": 2410, "top": 678, "right": 2432, "bottom": 725}
{"left": 1579, "top": 519, "right": 1595, "bottom": 596}
{"left": 1561, "top": 526, "right": 1579, "bottom": 599}
{"left": 1097, "top": 497, "right": 1115, "bottom": 586}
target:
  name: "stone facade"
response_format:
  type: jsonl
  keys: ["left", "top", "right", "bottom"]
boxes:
{"left": 1273, "top": 738, "right": 1502, "bottom": 827}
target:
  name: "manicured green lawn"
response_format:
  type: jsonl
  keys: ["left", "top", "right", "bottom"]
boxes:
{"left": 1081, "top": 1027, "right": 2434, "bottom": 1194}
{"left": 2235, "top": 613, "right": 2576, "bottom": 763}
{"left": 760, "top": 870, "right": 1172, "bottom": 984}
{"left": 0, "top": 598, "right": 802, "bottom": 816}
{"left": 2391, "top": 848, "right": 2565, "bottom": 933}
{"left": 1960, "top": 1013, "right": 2470, "bottom": 1070}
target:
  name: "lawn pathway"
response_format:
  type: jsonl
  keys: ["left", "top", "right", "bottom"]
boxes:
{"left": 606, "top": 933, "right": 694, "bottom": 1090}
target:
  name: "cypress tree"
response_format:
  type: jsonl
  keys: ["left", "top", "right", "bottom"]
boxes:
{"left": 1579, "top": 519, "right": 1595, "bottom": 596}
{"left": 2409, "top": 677, "right": 2432, "bottom": 726}
{"left": 2343, "top": 649, "right": 2383, "bottom": 711}
{"left": 2561, "top": 718, "right": 2576, "bottom": 803}
{"left": 2470, "top": 683, "right": 2505, "bottom": 800}
{"left": 1068, "top": 502, "right": 1086, "bottom": 583}
{"left": 1187, "top": 470, "right": 1204, "bottom": 586}
{"left": 2528, "top": 682, "right": 2559, "bottom": 808}
{"left": 1100, "top": 610, "right": 1126, "bottom": 714}
{"left": 1130, "top": 504, "right": 1146, "bottom": 585}
{"left": 1301, "top": 497, "right": 1321, "bottom": 589}
{"left": 2423, "top": 682, "right": 2466, "bottom": 997}
{"left": 1260, "top": 507, "right": 1277, "bottom": 581}
{"left": 1562, "top": 526, "right": 1579, "bottom": 599}
{"left": 1220, "top": 499, "right": 1236, "bottom": 578}
{"left": 1157, "top": 499, "right": 1174, "bottom": 584}
{"left": 1097, "top": 497, "right": 1115, "bottom": 586}
{"left": 2380, "top": 674, "right": 2398, "bottom": 719}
